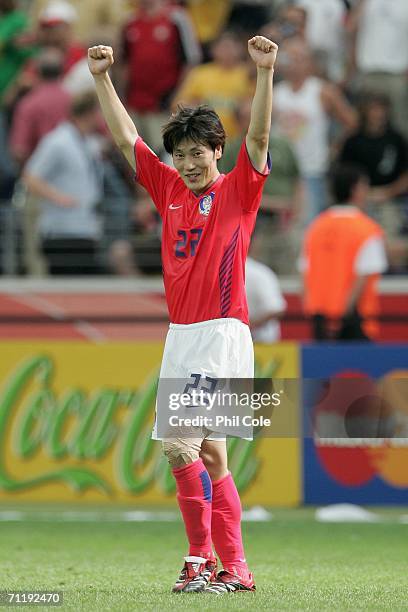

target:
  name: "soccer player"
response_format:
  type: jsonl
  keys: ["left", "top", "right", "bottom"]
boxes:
{"left": 88, "top": 35, "right": 277, "bottom": 594}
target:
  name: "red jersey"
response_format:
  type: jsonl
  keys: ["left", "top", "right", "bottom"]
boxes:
{"left": 135, "top": 138, "right": 270, "bottom": 324}
{"left": 121, "top": 7, "right": 200, "bottom": 112}
{"left": 63, "top": 44, "right": 87, "bottom": 74}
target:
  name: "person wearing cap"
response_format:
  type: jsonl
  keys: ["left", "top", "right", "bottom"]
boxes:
{"left": 10, "top": 47, "right": 71, "bottom": 164}
{"left": 30, "top": 0, "right": 129, "bottom": 45}
{"left": 37, "top": 0, "right": 86, "bottom": 75}
{"left": 6, "top": 1, "right": 86, "bottom": 110}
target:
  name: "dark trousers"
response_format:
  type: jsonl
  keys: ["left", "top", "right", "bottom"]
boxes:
{"left": 41, "top": 238, "right": 102, "bottom": 275}
{"left": 312, "top": 311, "right": 371, "bottom": 341}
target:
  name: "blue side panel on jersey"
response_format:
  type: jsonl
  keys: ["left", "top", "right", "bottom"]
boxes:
{"left": 219, "top": 226, "right": 239, "bottom": 317}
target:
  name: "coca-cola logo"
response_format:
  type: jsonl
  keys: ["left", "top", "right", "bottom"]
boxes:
{"left": 0, "top": 355, "right": 262, "bottom": 496}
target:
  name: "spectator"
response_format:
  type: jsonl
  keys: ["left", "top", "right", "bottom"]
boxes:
{"left": 273, "top": 37, "right": 357, "bottom": 224}
{"left": 22, "top": 92, "right": 104, "bottom": 275}
{"left": 275, "top": 4, "right": 307, "bottom": 40}
{"left": 119, "top": 0, "right": 201, "bottom": 153}
{"left": 340, "top": 92, "right": 408, "bottom": 272}
{"left": 349, "top": 0, "right": 408, "bottom": 138}
{"left": 37, "top": 0, "right": 86, "bottom": 75}
{"left": 0, "top": 0, "right": 34, "bottom": 102}
{"left": 295, "top": 0, "right": 347, "bottom": 82}
{"left": 301, "top": 164, "right": 388, "bottom": 341}
{"left": 30, "top": 0, "right": 130, "bottom": 45}
{"left": 62, "top": 35, "right": 117, "bottom": 96}
{"left": 246, "top": 229, "right": 287, "bottom": 343}
{"left": 184, "top": 0, "right": 232, "bottom": 60}
{"left": 10, "top": 47, "right": 72, "bottom": 277}
{"left": 173, "top": 30, "right": 252, "bottom": 138}
{"left": 62, "top": 51, "right": 96, "bottom": 95}
{"left": 227, "top": 0, "right": 275, "bottom": 35}
{"left": 10, "top": 47, "right": 71, "bottom": 164}
{"left": 219, "top": 97, "right": 303, "bottom": 274}
{"left": 8, "top": 1, "right": 87, "bottom": 107}
{"left": 246, "top": 256, "right": 286, "bottom": 343}
{"left": 258, "top": 5, "right": 307, "bottom": 57}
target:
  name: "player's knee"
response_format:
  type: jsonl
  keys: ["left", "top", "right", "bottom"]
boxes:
{"left": 162, "top": 439, "right": 201, "bottom": 468}
{"left": 200, "top": 442, "right": 228, "bottom": 480}
{"left": 200, "top": 449, "right": 215, "bottom": 472}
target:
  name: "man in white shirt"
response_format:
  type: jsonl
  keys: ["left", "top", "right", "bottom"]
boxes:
{"left": 23, "top": 91, "right": 103, "bottom": 274}
{"left": 350, "top": 0, "right": 408, "bottom": 137}
{"left": 296, "top": 0, "right": 346, "bottom": 82}
{"left": 245, "top": 249, "right": 287, "bottom": 343}
{"left": 273, "top": 37, "right": 357, "bottom": 224}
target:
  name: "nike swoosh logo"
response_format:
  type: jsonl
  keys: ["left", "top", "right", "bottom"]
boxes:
{"left": 169, "top": 204, "right": 182, "bottom": 210}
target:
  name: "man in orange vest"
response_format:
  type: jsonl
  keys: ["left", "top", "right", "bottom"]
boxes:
{"left": 301, "top": 164, "right": 387, "bottom": 340}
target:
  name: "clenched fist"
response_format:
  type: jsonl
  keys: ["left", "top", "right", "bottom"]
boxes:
{"left": 88, "top": 45, "right": 114, "bottom": 75}
{"left": 248, "top": 36, "right": 278, "bottom": 69}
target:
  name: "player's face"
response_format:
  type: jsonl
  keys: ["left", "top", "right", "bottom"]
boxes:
{"left": 172, "top": 139, "right": 221, "bottom": 194}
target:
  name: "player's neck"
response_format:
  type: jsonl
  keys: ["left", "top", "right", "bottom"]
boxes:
{"left": 191, "top": 172, "right": 220, "bottom": 197}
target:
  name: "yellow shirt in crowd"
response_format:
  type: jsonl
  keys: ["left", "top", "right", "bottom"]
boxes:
{"left": 185, "top": 0, "right": 231, "bottom": 44}
{"left": 174, "top": 62, "right": 253, "bottom": 137}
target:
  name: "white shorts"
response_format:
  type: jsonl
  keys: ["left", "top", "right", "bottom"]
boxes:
{"left": 152, "top": 317, "right": 254, "bottom": 440}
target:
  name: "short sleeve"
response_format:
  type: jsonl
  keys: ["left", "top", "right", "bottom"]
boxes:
{"left": 227, "top": 140, "right": 271, "bottom": 213}
{"left": 134, "top": 137, "right": 180, "bottom": 216}
{"left": 355, "top": 235, "right": 388, "bottom": 275}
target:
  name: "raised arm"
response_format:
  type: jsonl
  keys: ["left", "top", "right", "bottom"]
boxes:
{"left": 88, "top": 45, "right": 138, "bottom": 170}
{"left": 246, "top": 36, "right": 278, "bottom": 173}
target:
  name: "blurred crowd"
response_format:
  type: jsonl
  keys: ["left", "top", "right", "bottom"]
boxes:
{"left": 0, "top": 0, "right": 408, "bottom": 277}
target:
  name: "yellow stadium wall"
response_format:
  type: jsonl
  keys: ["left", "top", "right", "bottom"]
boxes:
{"left": 0, "top": 342, "right": 301, "bottom": 506}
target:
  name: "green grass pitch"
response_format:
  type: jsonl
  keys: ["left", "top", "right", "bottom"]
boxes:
{"left": 0, "top": 508, "right": 407, "bottom": 611}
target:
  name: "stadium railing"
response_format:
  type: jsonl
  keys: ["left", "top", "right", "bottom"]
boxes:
{"left": 0, "top": 182, "right": 162, "bottom": 276}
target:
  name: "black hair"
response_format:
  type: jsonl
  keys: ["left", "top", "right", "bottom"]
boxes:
{"left": 357, "top": 91, "right": 391, "bottom": 129}
{"left": 162, "top": 105, "right": 226, "bottom": 155}
{"left": 329, "top": 164, "right": 368, "bottom": 204}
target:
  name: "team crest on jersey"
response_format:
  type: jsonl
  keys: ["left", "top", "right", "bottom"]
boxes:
{"left": 199, "top": 192, "right": 214, "bottom": 216}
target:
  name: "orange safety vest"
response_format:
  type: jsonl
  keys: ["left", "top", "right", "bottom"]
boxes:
{"left": 303, "top": 207, "right": 384, "bottom": 338}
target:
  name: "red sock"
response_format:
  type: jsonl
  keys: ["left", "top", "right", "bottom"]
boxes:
{"left": 172, "top": 458, "right": 213, "bottom": 559}
{"left": 211, "top": 472, "right": 249, "bottom": 579}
